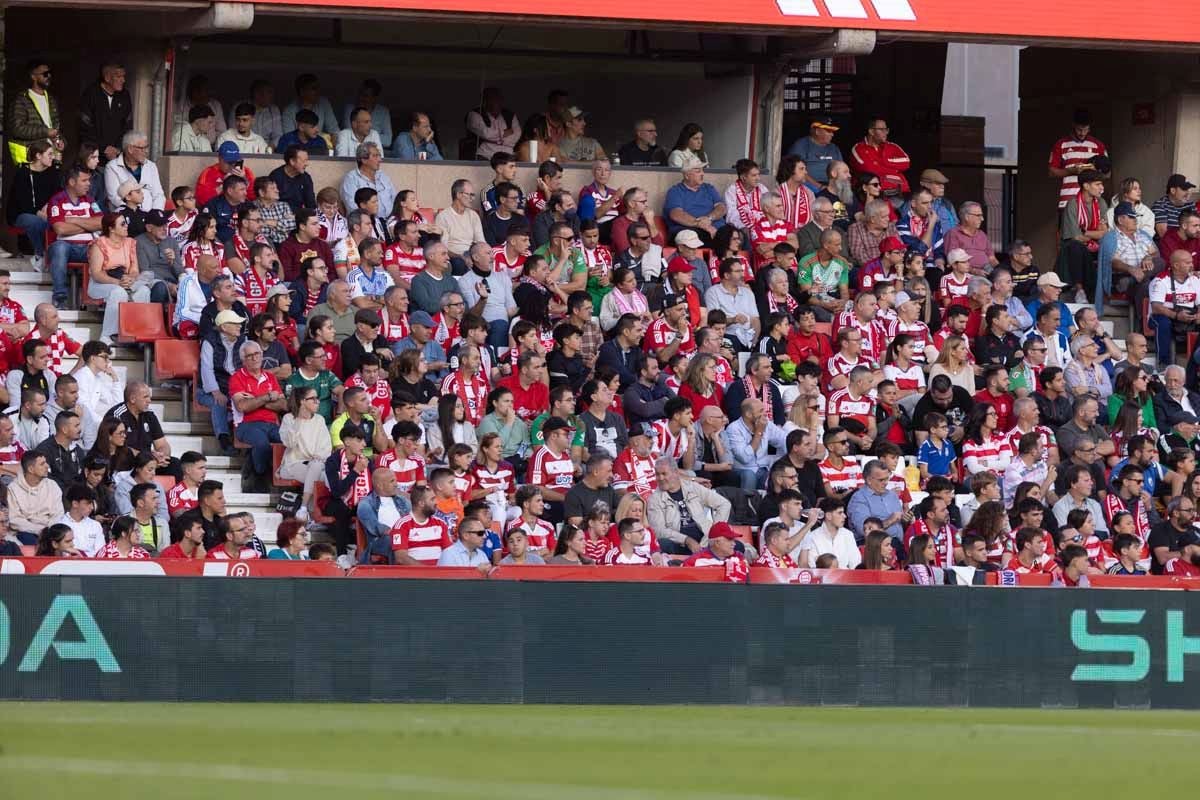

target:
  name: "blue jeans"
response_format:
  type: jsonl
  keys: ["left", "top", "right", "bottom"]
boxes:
{"left": 733, "top": 467, "right": 766, "bottom": 494}
{"left": 487, "top": 318, "right": 509, "bottom": 351}
{"left": 1150, "top": 314, "right": 1175, "bottom": 366}
{"left": 197, "top": 390, "right": 230, "bottom": 438}
{"left": 46, "top": 241, "right": 87, "bottom": 304}
{"left": 236, "top": 421, "right": 282, "bottom": 475}
{"left": 14, "top": 213, "right": 48, "bottom": 256}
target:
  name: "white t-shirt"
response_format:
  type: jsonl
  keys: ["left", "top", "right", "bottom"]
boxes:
{"left": 376, "top": 498, "right": 403, "bottom": 532}
{"left": 57, "top": 513, "right": 106, "bottom": 558}
{"left": 1148, "top": 272, "right": 1200, "bottom": 310}
{"left": 797, "top": 526, "right": 862, "bottom": 569}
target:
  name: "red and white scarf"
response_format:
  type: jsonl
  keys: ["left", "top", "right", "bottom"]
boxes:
{"left": 613, "top": 289, "right": 648, "bottom": 315}
{"left": 779, "top": 182, "right": 813, "bottom": 229}
{"left": 733, "top": 180, "right": 763, "bottom": 229}
{"left": 767, "top": 291, "right": 798, "bottom": 315}
{"left": 1076, "top": 191, "right": 1102, "bottom": 252}
{"left": 743, "top": 375, "right": 775, "bottom": 424}
{"left": 338, "top": 450, "right": 372, "bottom": 506}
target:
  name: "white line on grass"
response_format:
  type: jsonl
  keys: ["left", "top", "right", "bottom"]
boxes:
{"left": 0, "top": 757, "right": 796, "bottom": 800}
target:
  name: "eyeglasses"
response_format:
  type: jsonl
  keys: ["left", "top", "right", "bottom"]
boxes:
{"left": 34, "top": 70, "right": 51, "bottom": 77}
{"left": 631, "top": 235, "right": 651, "bottom": 241}
{"left": 261, "top": 326, "right": 276, "bottom": 333}
{"left": 866, "top": 182, "right": 881, "bottom": 188}
{"left": 447, "top": 301, "right": 466, "bottom": 307}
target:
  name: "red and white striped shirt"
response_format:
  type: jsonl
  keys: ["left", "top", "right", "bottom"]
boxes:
{"left": 1048, "top": 134, "right": 1107, "bottom": 208}
{"left": 778, "top": 182, "right": 815, "bottom": 230}
{"left": 642, "top": 317, "right": 695, "bottom": 356}
{"left": 754, "top": 549, "right": 797, "bottom": 568}
{"left": 612, "top": 448, "right": 658, "bottom": 498}
{"left": 491, "top": 244, "right": 527, "bottom": 277}
{"left": 472, "top": 460, "right": 515, "bottom": 496}
{"left": 431, "top": 312, "right": 461, "bottom": 352}
{"left": 526, "top": 445, "right": 574, "bottom": 490}
{"left": 832, "top": 310, "right": 887, "bottom": 363}
{"left": 827, "top": 387, "right": 875, "bottom": 430}
{"left": 603, "top": 547, "right": 651, "bottom": 565}
{"left": 961, "top": 435, "right": 1013, "bottom": 476}
{"left": 24, "top": 327, "right": 81, "bottom": 376}
{"left": 378, "top": 450, "right": 426, "bottom": 493}
{"left": 346, "top": 374, "right": 392, "bottom": 421}
{"left": 181, "top": 240, "right": 225, "bottom": 271}
{"left": 1005, "top": 424, "right": 1056, "bottom": 463}
{"left": 390, "top": 514, "right": 451, "bottom": 565}
{"left": 938, "top": 272, "right": 971, "bottom": 306}
{"left": 380, "top": 308, "right": 409, "bottom": 344}
{"left": 931, "top": 327, "right": 975, "bottom": 363}
{"left": 818, "top": 456, "right": 863, "bottom": 494}
{"left": 382, "top": 243, "right": 426, "bottom": 284}
{"left": 651, "top": 419, "right": 689, "bottom": 462}
{"left": 439, "top": 370, "right": 490, "bottom": 427}
{"left": 882, "top": 363, "right": 925, "bottom": 394}
{"left": 165, "top": 209, "right": 197, "bottom": 242}
{"left": 1004, "top": 553, "right": 1060, "bottom": 575}
{"left": 903, "top": 519, "right": 960, "bottom": 567}
{"left": 166, "top": 482, "right": 199, "bottom": 517}
{"left": 235, "top": 265, "right": 278, "bottom": 316}
{"left": 0, "top": 298, "right": 27, "bottom": 327}
{"left": 98, "top": 542, "right": 151, "bottom": 559}
{"left": 47, "top": 190, "right": 101, "bottom": 244}
{"left": 206, "top": 544, "right": 260, "bottom": 560}
{"left": 752, "top": 217, "right": 790, "bottom": 268}
{"left": 823, "top": 352, "right": 872, "bottom": 392}
{"left": 886, "top": 318, "right": 931, "bottom": 363}
{"left": 505, "top": 516, "right": 557, "bottom": 553}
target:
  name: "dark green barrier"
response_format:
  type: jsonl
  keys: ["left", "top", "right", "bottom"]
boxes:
{"left": 2, "top": 578, "right": 1199, "bottom": 706}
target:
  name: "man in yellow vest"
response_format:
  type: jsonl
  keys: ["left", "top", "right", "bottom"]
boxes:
{"left": 9, "top": 58, "right": 63, "bottom": 165}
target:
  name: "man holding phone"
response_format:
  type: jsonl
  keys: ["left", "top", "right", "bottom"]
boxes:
{"left": 194, "top": 142, "right": 256, "bottom": 207}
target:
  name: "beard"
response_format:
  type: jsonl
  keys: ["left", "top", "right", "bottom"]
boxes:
{"left": 1190, "top": 552, "right": 1200, "bottom": 567}
{"left": 829, "top": 177, "right": 854, "bottom": 205}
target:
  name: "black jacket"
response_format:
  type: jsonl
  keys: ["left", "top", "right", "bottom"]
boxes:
{"left": 33, "top": 437, "right": 84, "bottom": 489}
{"left": 78, "top": 83, "right": 133, "bottom": 156}
{"left": 596, "top": 339, "right": 645, "bottom": 392}
{"left": 1154, "top": 387, "right": 1200, "bottom": 429}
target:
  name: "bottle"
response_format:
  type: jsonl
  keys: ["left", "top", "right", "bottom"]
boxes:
{"left": 904, "top": 462, "right": 921, "bottom": 492}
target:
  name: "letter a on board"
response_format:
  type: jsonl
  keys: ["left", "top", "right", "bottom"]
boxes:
{"left": 17, "top": 595, "right": 121, "bottom": 673}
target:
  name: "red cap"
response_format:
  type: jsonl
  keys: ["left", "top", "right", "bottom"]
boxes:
{"left": 878, "top": 236, "right": 905, "bottom": 255}
{"left": 707, "top": 522, "right": 738, "bottom": 541}
{"left": 666, "top": 255, "right": 694, "bottom": 275}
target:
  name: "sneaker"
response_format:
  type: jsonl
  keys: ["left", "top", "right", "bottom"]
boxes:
{"left": 295, "top": 506, "right": 309, "bottom": 522}
{"left": 1073, "top": 288, "right": 1088, "bottom": 304}
{"left": 52, "top": 298, "right": 68, "bottom": 311}
{"left": 0, "top": 247, "right": 14, "bottom": 259}
{"left": 30, "top": 255, "right": 43, "bottom": 272}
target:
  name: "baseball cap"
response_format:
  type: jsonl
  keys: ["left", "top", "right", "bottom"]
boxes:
{"left": 895, "top": 291, "right": 913, "bottom": 306}
{"left": 920, "top": 168, "right": 949, "bottom": 185}
{"left": 1168, "top": 173, "right": 1196, "bottom": 191}
{"left": 1114, "top": 202, "right": 1138, "bottom": 220}
{"left": 666, "top": 256, "right": 694, "bottom": 276}
{"left": 1037, "top": 273, "right": 1068, "bottom": 288}
{"left": 678, "top": 151, "right": 707, "bottom": 172}
{"left": 144, "top": 209, "right": 169, "bottom": 227}
{"left": 946, "top": 248, "right": 971, "bottom": 265}
{"left": 674, "top": 229, "right": 704, "bottom": 249}
{"left": 707, "top": 522, "right": 738, "bottom": 541}
{"left": 117, "top": 179, "right": 140, "bottom": 200}
{"left": 630, "top": 422, "right": 655, "bottom": 439}
{"left": 879, "top": 236, "right": 905, "bottom": 255}
{"left": 215, "top": 309, "right": 246, "bottom": 326}
{"left": 542, "top": 416, "right": 574, "bottom": 434}
{"left": 660, "top": 293, "right": 687, "bottom": 312}
{"left": 1175, "top": 412, "right": 1200, "bottom": 425}
{"left": 354, "top": 309, "right": 382, "bottom": 327}
{"left": 811, "top": 117, "right": 839, "bottom": 132}
{"left": 266, "top": 283, "right": 291, "bottom": 299}
{"left": 567, "top": 106, "right": 587, "bottom": 119}
{"left": 408, "top": 310, "right": 435, "bottom": 328}
{"left": 217, "top": 141, "right": 242, "bottom": 163}
{"left": 1178, "top": 529, "right": 1200, "bottom": 548}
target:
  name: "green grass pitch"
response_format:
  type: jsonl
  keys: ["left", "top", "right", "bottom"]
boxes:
{"left": 1, "top": 702, "right": 1195, "bottom": 798}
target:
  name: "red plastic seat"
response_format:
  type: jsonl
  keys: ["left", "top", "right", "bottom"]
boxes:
{"left": 812, "top": 322, "right": 833, "bottom": 337}
{"left": 419, "top": 208, "right": 436, "bottom": 223}
{"left": 312, "top": 483, "right": 337, "bottom": 526}
{"left": 272, "top": 443, "right": 301, "bottom": 488}
{"left": 119, "top": 302, "right": 173, "bottom": 382}
{"left": 153, "top": 474, "right": 176, "bottom": 494}
{"left": 153, "top": 340, "right": 199, "bottom": 421}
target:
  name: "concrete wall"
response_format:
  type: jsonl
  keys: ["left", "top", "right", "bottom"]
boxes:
{"left": 1018, "top": 48, "right": 1200, "bottom": 266}
{"left": 942, "top": 43, "right": 1019, "bottom": 162}
{"left": 157, "top": 153, "right": 737, "bottom": 219}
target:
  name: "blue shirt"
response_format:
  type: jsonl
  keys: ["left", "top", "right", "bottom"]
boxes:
{"left": 339, "top": 168, "right": 397, "bottom": 220}
{"left": 932, "top": 197, "right": 959, "bottom": 230}
{"left": 847, "top": 487, "right": 904, "bottom": 541}
{"left": 786, "top": 136, "right": 843, "bottom": 183}
{"left": 725, "top": 417, "right": 788, "bottom": 472}
{"left": 663, "top": 181, "right": 725, "bottom": 237}
{"left": 1109, "top": 457, "right": 1163, "bottom": 496}
{"left": 436, "top": 540, "right": 490, "bottom": 567}
{"left": 346, "top": 264, "right": 392, "bottom": 300}
{"left": 275, "top": 130, "right": 329, "bottom": 157}
{"left": 393, "top": 336, "right": 448, "bottom": 381}
{"left": 267, "top": 549, "right": 303, "bottom": 560}
{"left": 203, "top": 196, "right": 237, "bottom": 243}
{"left": 1024, "top": 297, "right": 1074, "bottom": 340}
{"left": 917, "top": 437, "right": 956, "bottom": 477}
{"left": 392, "top": 133, "right": 443, "bottom": 161}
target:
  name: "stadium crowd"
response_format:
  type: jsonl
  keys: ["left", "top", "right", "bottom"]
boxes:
{"left": 7, "top": 57, "right": 1200, "bottom": 583}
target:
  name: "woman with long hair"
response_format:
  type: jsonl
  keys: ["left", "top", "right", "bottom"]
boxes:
{"left": 667, "top": 123, "right": 706, "bottom": 168}
{"left": 514, "top": 114, "right": 561, "bottom": 163}
{"left": 88, "top": 417, "right": 134, "bottom": 476}
{"left": 278, "top": 387, "right": 333, "bottom": 522}
{"left": 98, "top": 516, "right": 151, "bottom": 559}
{"left": 476, "top": 386, "right": 528, "bottom": 466}
{"left": 606, "top": 492, "right": 662, "bottom": 563}
{"left": 181, "top": 211, "right": 224, "bottom": 270}
{"left": 87, "top": 211, "right": 151, "bottom": 341}
{"left": 426, "top": 393, "right": 479, "bottom": 464}
{"left": 266, "top": 284, "right": 299, "bottom": 359}
{"left": 961, "top": 403, "right": 1013, "bottom": 477}
{"left": 859, "top": 530, "right": 894, "bottom": 570}
{"left": 907, "top": 533, "right": 936, "bottom": 568}
{"left": 580, "top": 504, "right": 613, "bottom": 563}
{"left": 928, "top": 334, "right": 975, "bottom": 395}
{"left": 1110, "top": 402, "right": 1155, "bottom": 460}
{"left": 388, "top": 348, "right": 437, "bottom": 409}
{"left": 1182, "top": 468, "right": 1200, "bottom": 511}
{"left": 708, "top": 224, "right": 752, "bottom": 287}
{"left": 598, "top": 266, "right": 650, "bottom": 332}
{"left": 903, "top": 275, "right": 941, "bottom": 330}
{"left": 305, "top": 314, "right": 344, "bottom": 379}
{"left": 882, "top": 334, "right": 925, "bottom": 401}
{"left": 962, "top": 500, "right": 1013, "bottom": 565}
{"left": 677, "top": 353, "right": 724, "bottom": 418}
{"left": 386, "top": 188, "right": 442, "bottom": 240}
{"left": 470, "top": 431, "right": 517, "bottom": 506}
{"left": 1106, "top": 364, "right": 1156, "bottom": 428}
{"left": 848, "top": 172, "right": 883, "bottom": 222}
{"left": 36, "top": 523, "right": 80, "bottom": 557}
{"left": 548, "top": 524, "right": 593, "bottom": 565}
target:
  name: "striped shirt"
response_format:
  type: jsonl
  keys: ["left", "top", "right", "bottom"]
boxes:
{"left": 390, "top": 514, "right": 451, "bottom": 565}
{"left": 346, "top": 264, "right": 394, "bottom": 300}
{"left": 1048, "top": 135, "right": 1107, "bottom": 208}
{"left": 818, "top": 456, "right": 863, "bottom": 494}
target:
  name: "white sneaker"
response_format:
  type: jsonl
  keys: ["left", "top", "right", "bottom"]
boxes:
{"left": 1073, "top": 288, "right": 1088, "bottom": 304}
{"left": 0, "top": 247, "right": 14, "bottom": 259}
{"left": 30, "top": 255, "right": 43, "bottom": 272}
{"left": 295, "top": 506, "right": 309, "bottom": 522}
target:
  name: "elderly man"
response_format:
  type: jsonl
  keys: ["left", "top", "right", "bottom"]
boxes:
{"left": 1056, "top": 395, "right": 1115, "bottom": 461}
{"left": 308, "top": 279, "right": 357, "bottom": 342}
{"left": 1024, "top": 272, "right": 1074, "bottom": 340}
{"left": 849, "top": 117, "right": 911, "bottom": 197}
{"left": 1148, "top": 249, "right": 1200, "bottom": 370}
{"left": 897, "top": 187, "right": 944, "bottom": 262}
{"left": 394, "top": 310, "right": 448, "bottom": 378}
{"left": 989, "top": 267, "right": 1033, "bottom": 333}
{"left": 647, "top": 456, "right": 732, "bottom": 555}
{"left": 198, "top": 308, "right": 246, "bottom": 455}
{"left": 617, "top": 118, "right": 668, "bottom": 167}
{"left": 944, "top": 201, "right": 999, "bottom": 275}
{"left": 615, "top": 222, "right": 666, "bottom": 286}
{"left": 848, "top": 459, "right": 912, "bottom": 541}
{"left": 725, "top": 398, "right": 788, "bottom": 493}
{"left": 787, "top": 116, "right": 843, "bottom": 185}
{"left": 339, "top": 141, "right": 395, "bottom": 214}
{"left": 392, "top": 111, "right": 443, "bottom": 161}
{"left": 1105, "top": 201, "right": 1157, "bottom": 301}
{"left": 920, "top": 168, "right": 958, "bottom": 231}
{"left": 354, "top": 467, "right": 411, "bottom": 562}
{"left": 459, "top": 241, "right": 517, "bottom": 350}
{"left": 795, "top": 197, "right": 849, "bottom": 261}
{"left": 103, "top": 131, "right": 164, "bottom": 211}
{"left": 846, "top": 199, "right": 898, "bottom": 267}
{"left": 335, "top": 107, "right": 383, "bottom": 158}
{"left": 1155, "top": 365, "right": 1200, "bottom": 427}
{"left": 229, "top": 339, "right": 286, "bottom": 492}
{"left": 434, "top": 180, "right": 486, "bottom": 272}
{"left": 410, "top": 241, "right": 460, "bottom": 315}
{"left": 663, "top": 154, "right": 726, "bottom": 245}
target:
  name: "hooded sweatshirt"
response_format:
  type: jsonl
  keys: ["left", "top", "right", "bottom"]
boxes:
{"left": 7, "top": 472, "right": 63, "bottom": 534}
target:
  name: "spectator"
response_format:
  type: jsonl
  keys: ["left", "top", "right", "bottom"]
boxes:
{"left": 726, "top": 397, "right": 787, "bottom": 493}
{"left": 330, "top": 384, "right": 388, "bottom": 456}
{"left": 197, "top": 308, "right": 245, "bottom": 455}
{"left": 775, "top": 155, "right": 817, "bottom": 232}
{"left": 897, "top": 188, "right": 945, "bottom": 262}
{"left": 226, "top": 80, "right": 282, "bottom": 149}
{"left": 482, "top": 181, "right": 521, "bottom": 247}
{"left": 1058, "top": 170, "right": 1109, "bottom": 303}
{"left": 558, "top": 107, "right": 604, "bottom": 162}
{"left": 704, "top": 258, "right": 758, "bottom": 350}
{"left": 433, "top": 181, "right": 486, "bottom": 272}
{"left": 194, "top": 144, "right": 256, "bottom": 211}
{"left": 943, "top": 201, "right": 999, "bottom": 276}
{"left": 664, "top": 155, "right": 726, "bottom": 245}
{"left": 55, "top": 484, "right": 103, "bottom": 558}
{"left": 578, "top": 158, "right": 620, "bottom": 238}
{"left": 500, "top": 521, "right": 548, "bottom": 565}
{"left": 1064, "top": 332, "right": 1113, "bottom": 403}
{"left": 577, "top": 378, "right": 629, "bottom": 459}
{"left": 563, "top": 453, "right": 620, "bottom": 527}
{"left": 849, "top": 117, "right": 910, "bottom": 196}
{"left": 1155, "top": 365, "right": 1200, "bottom": 427}
{"left": 81, "top": 211, "right": 151, "bottom": 342}
{"left": 666, "top": 123, "right": 706, "bottom": 168}
{"left": 465, "top": 88, "right": 520, "bottom": 160}
{"left": 648, "top": 457, "right": 732, "bottom": 555}
{"left": 10, "top": 58, "right": 63, "bottom": 163}
{"left": 33, "top": 406, "right": 83, "bottom": 489}
{"left": 340, "top": 142, "right": 396, "bottom": 217}
{"left": 171, "top": 104, "right": 215, "bottom": 153}
{"left": 846, "top": 199, "right": 898, "bottom": 268}
{"left": 114, "top": 457, "right": 168, "bottom": 547}
{"left": 786, "top": 116, "right": 842, "bottom": 184}
{"left": 250, "top": 177, "right": 292, "bottom": 249}
{"left": 531, "top": 190, "right": 581, "bottom": 251}
{"left": 1147, "top": 249, "right": 1200, "bottom": 370}
{"left": 206, "top": 513, "right": 260, "bottom": 561}
{"left": 394, "top": 310, "right": 448, "bottom": 380}
{"left": 45, "top": 163, "right": 102, "bottom": 310}
{"left": 391, "top": 111, "right": 442, "bottom": 161}
{"left": 1057, "top": 395, "right": 1115, "bottom": 462}
{"left": 7, "top": 140, "right": 59, "bottom": 271}
{"left": 103, "top": 131, "right": 164, "bottom": 212}
{"left": 795, "top": 229, "right": 850, "bottom": 322}
{"left": 1047, "top": 108, "right": 1107, "bottom": 211}
{"left": 8, "top": 451, "right": 61, "bottom": 540}
{"left": 617, "top": 118, "right": 667, "bottom": 167}
{"left": 458, "top": 242, "right": 517, "bottom": 352}
{"left": 333, "top": 106, "right": 381, "bottom": 158}
{"left": 133, "top": 210, "right": 183, "bottom": 302}
{"left": 282, "top": 73, "right": 338, "bottom": 135}
{"left": 278, "top": 208, "right": 334, "bottom": 282}
{"left": 1152, "top": 174, "right": 1196, "bottom": 238}
{"left": 79, "top": 62, "right": 132, "bottom": 169}
{"left": 270, "top": 146, "right": 317, "bottom": 214}
{"left": 513, "top": 114, "right": 561, "bottom": 164}
{"left": 217, "top": 102, "right": 272, "bottom": 154}
{"left": 818, "top": 161, "right": 856, "bottom": 230}
{"left": 336, "top": 79, "right": 392, "bottom": 149}
{"left": 1052, "top": 462, "right": 1107, "bottom": 531}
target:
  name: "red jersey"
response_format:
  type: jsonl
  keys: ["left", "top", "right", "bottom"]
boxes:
{"left": 857, "top": 258, "right": 900, "bottom": 293}
{"left": 1165, "top": 558, "right": 1200, "bottom": 577}
{"left": 206, "top": 544, "right": 260, "bottom": 560}
{"left": 931, "top": 326, "right": 975, "bottom": 363}
{"left": 786, "top": 329, "right": 832, "bottom": 366}
{"left": 235, "top": 264, "right": 278, "bottom": 316}
{"left": 938, "top": 272, "right": 971, "bottom": 306}
{"left": 0, "top": 298, "right": 28, "bottom": 327}
{"left": 1048, "top": 134, "right": 1107, "bottom": 208}
{"left": 380, "top": 308, "right": 409, "bottom": 344}
{"left": 24, "top": 327, "right": 81, "bottom": 376}
{"left": 752, "top": 217, "right": 790, "bottom": 268}
{"left": 472, "top": 460, "right": 516, "bottom": 496}
{"left": 181, "top": 240, "right": 225, "bottom": 271}
{"left": 382, "top": 243, "right": 425, "bottom": 284}
{"left": 707, "top": 253, "right": 753, "bottom": 286}
{"left": 157, "top": 542, "right": 204, "bottom": 559}
{"left": 498, "top": 375, "right": 549, "bottom": 423}
{"left": 322, "top": 342, "right": 344, "bottom": 379}
{"left": 849, "top": 139, "right": 912, "bottom": 194}
{"left": 1004, "top": 553, "right": 1060, "bottom": 575}
{"left": 98, "top": 542, "right": 151, "bottom": 559}
{"left": 642, "top": 317, "right": 695, "bottom": 356}
{"left": 754, "top": 549, "right": 797, "bottom": 568}
{"left": 46, "top": 190, "right": 101, "bottom": 244}
{"left": 974, "top": 389, "right": 1014, "bottom": 432}
{"left": 778, "top": 182, "right": 815, "bottom": 230}
{"left": 603, "top": 547, "right": 651, "bottom": 565}
{"left": 651, "top": 419, "right": 688, "bottom": 462}
{"left": 1006, "top": 424, "right": 1057, "bottom": 464}
{"left": 505, "top": 516, "right": 557, "bottom": 553}
{"left": 165, "top": 209, "right": 197, "bottom": 242}
{"left": 883, "top": 363, "right": 925, "bottom": 394}
{"left": 832, "top": 310, "right": 887, "bottom": 363}
{"left": 1101, "top": 493, "right": 1152, "bottom": 546}
{"left": 439, "top": 370, "right": 490, "bottom": 427}
{"left": 491, "top": 244, "right": 528, "bottom": 277}
{"left": 452, "top": 469, "right": 477, "bottom": 497}
{"left": 195, "top": 163, "right": 256, "bottom": 208}
{"left": 346, "top": 374, "right": 393, "bottom": 421}
{"left": 228, "top": 368, "right": 282, "bottom": 426}
{"left": 903, "top": 519, "right": 960, "bottom": 568}
{"left": 818, "top": 456, "right": 863, "bottom": 494}
{"left": 612, "top": 447, "right": 658, "bottom": 498}
{"left": 822, "top": 352, "right": 872, "bottom": 393}
{"left": 389, "top": 514, "right": 452, "bottom": 565}
{"left": 378, "top": 449, "right": 426, "bottom": 493}
{"left": 431, "top": 312, "right": 461, "bottom": 352}
{"left": 526, "top": 445, "right": 574, "bottom": 491}
{"left": 166, "top": 482, "right": 199, "bottom": 517}
{"left": 827, "top": 387, "right": 875, "bottom": 430}
{"left": 886, "top": 318, "right": 932, "bottom": 363}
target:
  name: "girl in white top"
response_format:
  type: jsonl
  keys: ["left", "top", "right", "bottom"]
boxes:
{"left": 277, "top": 387, "right": 334, "bottom": 521}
